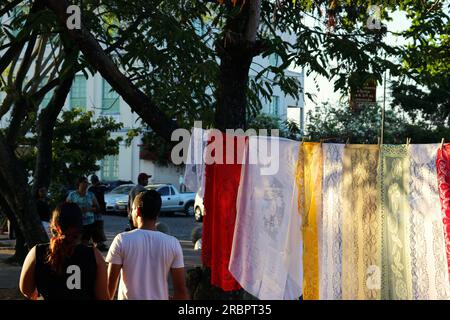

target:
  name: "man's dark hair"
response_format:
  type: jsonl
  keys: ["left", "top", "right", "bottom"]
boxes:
{"left": 91, "top": 174, "right": 99, "bottom": 184}
{"left": 133, "top": 190, "right": 162, "bottom": 220}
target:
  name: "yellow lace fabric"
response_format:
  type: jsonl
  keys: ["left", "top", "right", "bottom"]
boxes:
{"left": 296, "top": 142, "right": 322, "bottom": 300}
{"left": 342, "top": 144, "right": 381, "bottom": 300}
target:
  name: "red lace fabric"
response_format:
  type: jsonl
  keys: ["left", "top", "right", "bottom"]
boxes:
{"left": 437, "top": 143, "right": 450, "bottom": 279}
{"left": 202, "top": 133, "right": 245, "bottom": 291}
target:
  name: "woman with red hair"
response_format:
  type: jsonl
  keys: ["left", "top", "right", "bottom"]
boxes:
{"left": 19, "top": 202, "right": 109, "bottom": 300}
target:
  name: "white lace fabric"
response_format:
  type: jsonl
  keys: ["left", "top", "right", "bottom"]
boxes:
{"left": 184, "top": 128, "right": 209, "bottom": 197}
{"left": 320, "top": 144, "right": 344, "bottom": 300}
{"left": 409, "top": 144, "right": 450, "bottom": 299}
{"left": 229, "top": 136, "right": 303, "bottom": 300}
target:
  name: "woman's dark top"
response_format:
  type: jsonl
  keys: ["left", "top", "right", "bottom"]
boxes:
{"left": 35, "top": 243, "right": 97, "bottom": 300}
{"left": 36, "top": 199, "right": 51, "bottom": 222}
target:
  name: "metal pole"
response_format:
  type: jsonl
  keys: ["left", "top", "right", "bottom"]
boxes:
{"left": 380, "top": 68, "right": 387, "bottom": 145}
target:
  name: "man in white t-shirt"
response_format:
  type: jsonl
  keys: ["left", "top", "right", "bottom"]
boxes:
{"left": 106, "top": 190, "right": 189, "bottom": 300}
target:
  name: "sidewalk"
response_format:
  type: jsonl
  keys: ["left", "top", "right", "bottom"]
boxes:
{"left": 0, "top": 234, "right": 23, "bottom": 299}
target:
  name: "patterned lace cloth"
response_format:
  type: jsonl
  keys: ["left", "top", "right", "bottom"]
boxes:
{"left": 296, "top": 142, "right": 322, "bottom": 300}
{"left": 410, "top": 144, "right": 450, "bottom": 299}
{"left": 184, "top": 127, "right": 210, "bottom": 197}
{"left": 437, "top": 143, "right": 450, "bottom": 284}
{"left": 320, "top": 144, "right": 344, "bottom": 300}
{"left": 229, "top": 136, "right": 302, "bottom": 299}
{"left": 379, "top": 145, "right": 413, "bottom": 300}
{"left": 342, "top": 144, "right": 381, "bottom": 300}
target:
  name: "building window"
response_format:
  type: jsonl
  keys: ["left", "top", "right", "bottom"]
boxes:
{"left": 70, "top": 75, "right": 87, "bottom": 111}
{"left": 101, "top": 155, "right": 119, "bottom": 180}
{"left": 102, "top": 79, "right": 120, "bottom": 114}
{"left": 268, "top": 96, "right": 279, "bottom": 115}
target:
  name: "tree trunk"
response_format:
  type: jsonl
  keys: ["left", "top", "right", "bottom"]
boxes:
{"left": 0, "top": 195, "right": 26, "bottom": 263}
{"left": 214, "top": 0, "right": 262, "bottom": 132}
{"left": 0, "top": 137, "right": 48, "bottom": 249}
{"left": 205, "top": 1, "right": 262, "bottom": 299}
{"left": 215, "top": 46, "right": 253, "bottom": 131}
{"left": 12, "top": 222, "right": 27, "bottom": 263}
{"left": 32, "top": 55, "right": 76, "bottom": 196}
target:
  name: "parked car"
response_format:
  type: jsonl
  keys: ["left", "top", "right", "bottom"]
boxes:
{"left": 105, "top": 184, "right": 135, "bottom": 215}
{"left": 103, "top": 180, "right": 134, "bottom": 193}
{"left": 145, "top": 183, "right": 195, "bottom": 216}
{"left": 194, "top": 190, "right": 204, "bottom": 222}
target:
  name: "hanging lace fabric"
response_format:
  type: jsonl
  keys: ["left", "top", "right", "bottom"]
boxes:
{"left": 202, "top": 132, "right": 245, "bottom": 291}
{"left": 184, "top": 127, "right": 210, "bottom": 197}
{"left": 296, "top": 142, "right": 322, "bottom": 300}
{"left": 342, "top": 144, "right": 381, "bottom": 300}
{"left": 320, "top": 144, "right": 344, "bottom": 300}
{"left": 437, "top": 143, "right": 450, "bottom": 282}
{"left": 409, "top": 144, "right": 450, "bottom": 299}
{"left": 229, "top": 136, "right": 302, "bottom": 299}
{"left": 380, "top": 145, "right": 413, "bottom": 300}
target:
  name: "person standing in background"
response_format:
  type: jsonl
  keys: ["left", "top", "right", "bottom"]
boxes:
{"left": 66, "top": 177, "right": 99, "bottom": 247}
{"left": 88, "top": 175, "right": 108, "bottom": 252}
{"left": 127, "top": 173, "right": 150, "bottom": 231}
{"left": 179, "top": 175, "right": 185, "bottom": 192}
{"left": 36, "top": 187, "right": 51, "bottom": 223}
{"left": 36, "top": 187, "right": 51, "bottom": 237}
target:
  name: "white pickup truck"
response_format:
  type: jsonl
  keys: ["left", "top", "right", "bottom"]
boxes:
{"left": 145, "top": 183, "right": 196, "bottom": 216}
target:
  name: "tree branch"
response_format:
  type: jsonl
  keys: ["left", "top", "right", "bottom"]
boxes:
{"left": 0, "top": 1, "right": 44, "bottom": 75}
{"left": 42, "top": 0, "right": 179, "bottom": 142}
{"left": 14, "top": 34, "right": 38, "bottom": 92}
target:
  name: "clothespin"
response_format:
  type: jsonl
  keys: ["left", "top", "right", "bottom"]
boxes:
{"left": 406, "top": 138, "right": 411, "bottom": 146}
{"left": 442, "top": 138, "right": 445, "bottom": 148}
{"left": 346, "top": 138, "right": 350, "bottom": 145}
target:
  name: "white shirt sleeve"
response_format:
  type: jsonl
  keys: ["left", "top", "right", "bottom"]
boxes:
{"left": 171, "top": 239, "right": 184, "bottom": 269}
{"left": 106, "top": 234, "right": 123, "bottom": 265}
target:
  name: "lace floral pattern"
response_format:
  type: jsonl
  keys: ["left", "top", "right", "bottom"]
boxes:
{"left": 184, "top": 128, "right": 209, "bottom": 197}
{"left": 321, "top": 144, "right": 344, "bottom": 300}
{"left": 342, "top": 145, "right": 381, "bottom": 300}
{"left": 437, "top": 144, "right": 450, "bottom": 281}
{"left": 380, "top": 145, "right": 413, "bottom": 300}
{"left": 409, "top": 144, "right": 450, "bottom": 299}
{"left": 296, "top": 142, "right": 322, "bottom": 300}
{"left": 229, "top": 137, "right": 303, "bottom": 299}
